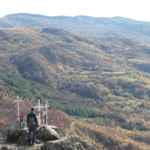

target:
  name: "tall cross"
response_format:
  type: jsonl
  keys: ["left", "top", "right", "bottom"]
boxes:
{"left": 45, "top": 102, "right": 48, "bottom": 125}
{"left": 15, "top": 96, "right": 22, "bottom": 122}
{"left": 13, "top": 96, "right": 22, "bottom": 128}
{"left": 33, "top": 99, "right": 49, "bottom": 126}
{"left": 37, "top": 99, "right": 41, "bottom": 125}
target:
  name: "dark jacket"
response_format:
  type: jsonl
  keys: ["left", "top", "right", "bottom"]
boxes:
{"left": 27, "top": 112, "right": 38, "bottom": 128}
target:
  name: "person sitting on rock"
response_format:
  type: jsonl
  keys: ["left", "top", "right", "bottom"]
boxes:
{"left": 27, "top": 108, "right": 38, "bottom": 145}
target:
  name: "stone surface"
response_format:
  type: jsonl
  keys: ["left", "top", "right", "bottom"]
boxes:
{"left": 41, "top": 136, "right": 96, "bottom": 150}
{"left": 6, "top": 129, "right": 25, "bottom": 143}
{"left": 0, "top": 144, "right": 43, "bottom": 150}
{"left": 6, "top": 126, "right": 60, "bottom": 145}
{"left": 17, "top": 130, "right": 29, "bottom": 145}
{"left": 37, "top": 126, "right": 60, "bottom": 142}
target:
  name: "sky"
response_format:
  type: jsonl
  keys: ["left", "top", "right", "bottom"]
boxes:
{"left": 0, "top": 0, "right": 150, "bottom": 21}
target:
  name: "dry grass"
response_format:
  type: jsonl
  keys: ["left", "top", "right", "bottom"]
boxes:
{"left": 66, "top": 120, "right": 150, "bottom": 150}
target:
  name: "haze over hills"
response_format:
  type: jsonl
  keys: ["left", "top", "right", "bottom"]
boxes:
{"left": 1, "top": 13, "right": 150, "bottom": 42}
{"left": 0, "top": 13, "right": 150, "bottom": 149}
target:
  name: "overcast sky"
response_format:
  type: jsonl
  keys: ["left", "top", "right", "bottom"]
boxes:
{"left": 0, "top": 0, "right": 150, "bottom": 21}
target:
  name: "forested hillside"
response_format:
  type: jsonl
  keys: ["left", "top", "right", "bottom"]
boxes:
{"left": 0, "top": 14, "right": 150, "bottom": 149}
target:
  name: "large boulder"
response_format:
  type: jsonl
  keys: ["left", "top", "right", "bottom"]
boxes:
{"left": 41, "top": 136, "right": 96, "bottom": 150}
{"left": 6, "top": 129, "right": 25, "bottom": 143}
{"left": 6, "top": 128, "right": 31, "bottom": 145}
{"left": 0, "top": 147, "right": 9, "bottom": 150}
{"left": 17, "top": 130, "right": 29, "bottom": 145}
{"left": 6, "top": 126, "right": 60, "bottom": 145}
{"left": 37, "top": 126, "right": 60, "bottom": 142}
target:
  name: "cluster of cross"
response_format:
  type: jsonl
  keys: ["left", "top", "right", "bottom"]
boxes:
{"left": 14, "top": 97, "right": 49, "bottom": 129}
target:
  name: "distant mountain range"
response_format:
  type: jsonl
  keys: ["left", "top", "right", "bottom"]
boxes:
{"left": 1, "top": 13, "right": 150, "bottom": 43}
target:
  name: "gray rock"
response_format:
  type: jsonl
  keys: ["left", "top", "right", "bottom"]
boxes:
{"left": 1, "top": 147, "right": 9, "bottom": 150}
{"left": 17, "top": 130, "right": 29, "bottom": 145}
{"left": 6, "top": 128, "right": 30, "bottom": 145}
{"left": 37, "top": 126, "right": 60, "bottom": 142}
{"left": 6, "top": 129, "right": 24, "bottom": 143}
{"left": 6, "top": 125, "right": 60, "bottom": 145}
{"left": 41, "top": 136, "right": 96, "bottom": 150}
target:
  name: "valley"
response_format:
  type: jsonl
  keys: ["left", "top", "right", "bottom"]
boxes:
{"left": 0, "top": 14, "right": 150, "bottom": 149}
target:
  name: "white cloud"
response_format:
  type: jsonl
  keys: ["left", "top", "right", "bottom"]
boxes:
{"left": 0, "top": 0, "right": 150, "bottom": 21}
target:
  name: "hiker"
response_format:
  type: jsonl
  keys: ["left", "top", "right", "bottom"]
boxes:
{"left": 27, "top": 108, "right": 38, "bottom": 145}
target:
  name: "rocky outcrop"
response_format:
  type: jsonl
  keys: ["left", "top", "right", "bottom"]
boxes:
{"left": 41, "top": 136, "right": 96, "bottom": 150}
{"left": 4, "top": 126, "right": 97, "bottom": 150}
{"left": 37, "top": 126, "right": 60, "bottom": 142}
{"left": 6, "top": 129, "right": 24, "bottom": 143}
{"left": 6, "top": 126, "right": 60, "bottom": 145}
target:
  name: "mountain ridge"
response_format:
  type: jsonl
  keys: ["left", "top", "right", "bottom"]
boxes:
{"left": 1, "top": 13, "right": 150, "bottom": 44}
{"left": 3, "top": 13, "right": 150, "bottom": 22}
